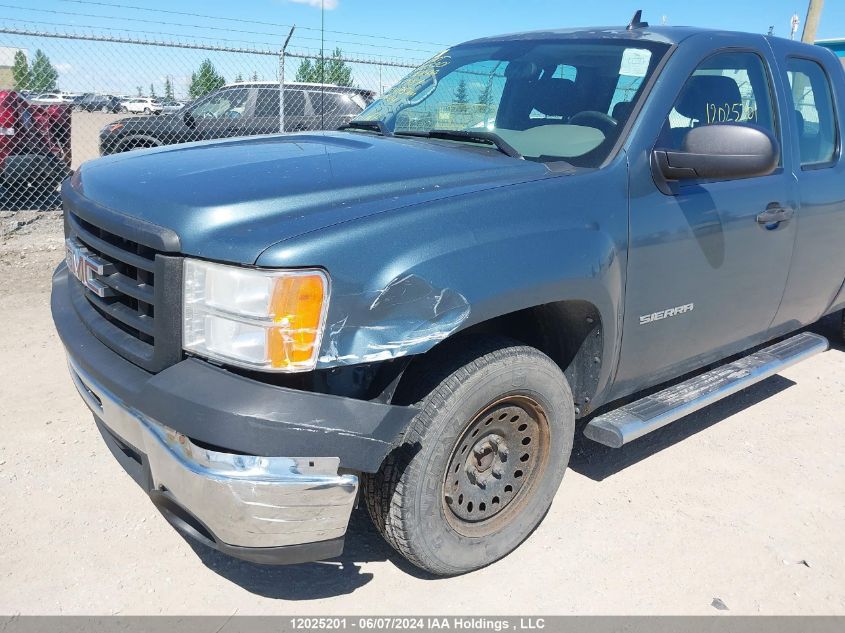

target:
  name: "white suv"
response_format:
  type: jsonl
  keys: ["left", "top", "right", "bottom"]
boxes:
{"left": 123, "top": 97, "right": 163, "bottom": 115}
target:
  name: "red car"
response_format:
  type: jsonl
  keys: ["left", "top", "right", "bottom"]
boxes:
{"left": 0, "top": 90, "right": 72, "bottom": 203}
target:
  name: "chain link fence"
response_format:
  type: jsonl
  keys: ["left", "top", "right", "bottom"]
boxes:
{"left": 0, "top": 27, "right": 423, "bottom": 211}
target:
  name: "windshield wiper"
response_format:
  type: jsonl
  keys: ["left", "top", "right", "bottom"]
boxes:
{"left": 340, "top": 120, "right": 393, "bottom": 136}
{"left": 396, "top": 129, "right": 523, "bottom": 159}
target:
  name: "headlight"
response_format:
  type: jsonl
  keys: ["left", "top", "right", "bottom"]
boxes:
{"left": 183, "top": 259, "right": 329, "bottom": 372}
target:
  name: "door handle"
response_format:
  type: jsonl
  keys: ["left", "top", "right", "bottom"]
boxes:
{"left": 756, "top": 205, "right": 794, "bottom": 225}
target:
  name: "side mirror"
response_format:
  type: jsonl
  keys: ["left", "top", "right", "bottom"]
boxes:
{"left": 653, "top": 123, "right": 779, "bottom": 183}
{"left": 183, "top": 110, "right": 195, "bottom": 127}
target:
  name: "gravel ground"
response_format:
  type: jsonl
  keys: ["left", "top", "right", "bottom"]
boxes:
{"left": 0, "top": 214, "right": 843, "bottom": 615}
{"left": 71, "top": 111, "right": 131, "bottom": 170}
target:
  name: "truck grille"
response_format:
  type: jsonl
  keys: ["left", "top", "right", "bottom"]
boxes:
{"left": 65, "top": 210, "right": 183, "bottom": 373}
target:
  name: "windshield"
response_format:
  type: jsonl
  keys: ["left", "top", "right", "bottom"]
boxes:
{"left": 354, "top": 39, "right": 669, "bottom": 167}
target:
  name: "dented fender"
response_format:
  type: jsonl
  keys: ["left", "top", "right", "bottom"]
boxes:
{"left": 256, "top": 158, "right": 631, "bottom": 404}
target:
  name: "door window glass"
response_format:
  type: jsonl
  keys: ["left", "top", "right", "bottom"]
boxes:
{"left": 786, "top": 58, "right": 838, "bottom": 167}
{"left": 308, "top": 91, "right": 361, "bottom": 115}
{"left": 190, "top": 88, "right": 249, "bottom": 119}
{"left": 660, "top": 52, "right": 777, "bottom": 151}
{"left": 255, "top": 88, "right": 308, "bottom": 117}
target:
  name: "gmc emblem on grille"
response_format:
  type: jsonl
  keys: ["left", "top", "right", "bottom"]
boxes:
{"left": 65, "top": 238, "right": 116, "bottom": 298}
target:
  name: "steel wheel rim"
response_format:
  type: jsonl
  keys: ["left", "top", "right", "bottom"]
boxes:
{"left": 441, "top": 395, "right": 551, "bottom": 537}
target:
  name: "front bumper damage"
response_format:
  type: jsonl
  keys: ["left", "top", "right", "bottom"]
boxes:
{"left": 51, "top": 266, "right": 418, "bottom": 564}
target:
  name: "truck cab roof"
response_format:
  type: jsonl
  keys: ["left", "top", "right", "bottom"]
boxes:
{"left": 463, "top": 23, "right": 826, "bottom": 54}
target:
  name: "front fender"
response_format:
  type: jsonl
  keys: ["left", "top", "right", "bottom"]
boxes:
{"left": 257, "top": 158, "right": 629, "bottom": 395}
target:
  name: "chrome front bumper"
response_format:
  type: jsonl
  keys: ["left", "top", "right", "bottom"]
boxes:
{"left": 67, "top": 356, "right": 358, "bottom": 559}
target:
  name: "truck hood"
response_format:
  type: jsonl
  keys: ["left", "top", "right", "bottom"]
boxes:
{"left": 73, "top": 132, "right": 553, "bottom": 263}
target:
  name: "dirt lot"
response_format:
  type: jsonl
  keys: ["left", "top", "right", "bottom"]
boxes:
{"left": 1, "top": 213, "right": 844, "bottom": 615}
{"left": 71, "top": 110, "right": 133, "bottom": 169}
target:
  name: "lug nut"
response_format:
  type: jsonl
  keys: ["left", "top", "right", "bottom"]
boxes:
{"left": 492, "top": 466, "right": 503, "bottom": 479}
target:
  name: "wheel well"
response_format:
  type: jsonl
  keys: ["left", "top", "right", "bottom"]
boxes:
{"left": 118, "top": 136, "right": 161, "bottom": 152}
{"left": 392, "top": 301, "right": 603, "bottom": 415}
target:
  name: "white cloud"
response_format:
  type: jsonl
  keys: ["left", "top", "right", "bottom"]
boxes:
{"left": 54, "top": 62, "right": 74, "bottom": 73}
{"left": 287, "top": 0, "right": 339, "bottom": 9}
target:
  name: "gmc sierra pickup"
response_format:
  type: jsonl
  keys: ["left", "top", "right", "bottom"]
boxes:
{"left": 51, "top": 16, "right": 845, "bottom": 576}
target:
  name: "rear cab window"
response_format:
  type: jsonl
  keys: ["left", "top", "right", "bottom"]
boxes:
{"left": 785, "top": 57, "right": 839, "bottom": 168}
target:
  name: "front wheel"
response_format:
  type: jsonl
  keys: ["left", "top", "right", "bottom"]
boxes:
{"left": 363, "top": 337, "right": 575, "bottom": 576}
{"left": 143, "top": 107, "right": 151, "bottom": 114}
{"left": 840, "top": 310, "right": 845, "bottom": 342}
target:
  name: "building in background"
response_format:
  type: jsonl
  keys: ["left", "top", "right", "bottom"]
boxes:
{"left": 816, "top": 39, "right": 845, "bottom": 67}
{"left": 0, "top": 46, "right": 26, "bottom": 89}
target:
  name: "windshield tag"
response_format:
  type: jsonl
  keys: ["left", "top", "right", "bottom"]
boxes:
{"left": 620, "top": 48, "right": 651, "bottom": 78}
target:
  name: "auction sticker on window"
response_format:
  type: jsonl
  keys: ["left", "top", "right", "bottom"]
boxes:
{"left": 620, "top": 48, "right": 652, "bottom": 77}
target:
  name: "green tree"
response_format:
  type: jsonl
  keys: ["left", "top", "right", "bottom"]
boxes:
{"left": 325, "top": 48, "right": 353, "bottom": 86}
{"left": 189, "top": 59, "right": 226, "bottom": 98}
{"left": 234, "top": 73, "right": 244, "bottom": 82}
{"left": 136, "top": 85, "right": 142, "bottom": 96}
{"left": 477, "top": 77, "right": 494, "bottom": 120}
{"left": 477, "top": 78, "right": 493, "bottom": 109}
{"left": 454, "top": 78, "right": 468, "bottom": 112}
{"left": 295, "top": 48, "right": 354, "bottom": 86}
{"left": 29, "top": 49, "right": 58, "bottom": 92}
{"left": 149, "top": 83, "right": 156, "bottom": 98}
{"left": 164, "top": 77, "right": 174, "bottom": 100}
{"left": 295, "top": 58, "right": 314, "bottom": 83}
{"left": 12, "top": 50, "right": 30, "bottom": 90}
{"left": 251, "top": 71, "right": 259, "bottom": 81}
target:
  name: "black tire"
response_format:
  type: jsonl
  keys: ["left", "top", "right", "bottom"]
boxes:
{"left": 840, "top": 310, "right": 845, "bottom": 342}
{"left": 363, "top": 336, "right": 575, "bottom": 576}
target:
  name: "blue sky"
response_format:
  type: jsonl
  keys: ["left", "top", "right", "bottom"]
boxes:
{"left": 4, "top": 1, "right": 843, "bottom": 97}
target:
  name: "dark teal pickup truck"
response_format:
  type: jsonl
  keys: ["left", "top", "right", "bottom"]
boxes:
{"left": 51, "top": 14, "right": 845, "bottom": 575}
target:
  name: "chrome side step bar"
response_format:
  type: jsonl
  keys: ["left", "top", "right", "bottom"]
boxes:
{"left": 584, "top": 332, "right": 829, "bottom": 448}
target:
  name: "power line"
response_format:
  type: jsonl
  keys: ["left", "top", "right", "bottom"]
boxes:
{"left": 0, "top": 18, "right": 427, "bottom": 62}
{"left": 0, "top": 17, "right": 283, "bottom": 49}
{"left": 0, "top": 3, "right": 442, "bottom": 54}
{"left": 0, "top": 24, "right": 420, "bottom": 67}
{"left": 57, "top": 0, "right": 450, "bottom": 48}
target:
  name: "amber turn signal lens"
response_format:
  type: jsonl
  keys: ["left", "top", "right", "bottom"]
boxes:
{"left": 267, "top": 273, "right": 328, "bottom": 369}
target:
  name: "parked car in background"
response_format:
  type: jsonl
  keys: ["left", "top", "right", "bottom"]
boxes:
{"left": 0, "top": 90, "right": 71, "bottom": 201}
{"left": 99, "top": 82, "right": 375, "bottom": 154}
{"left": 159, "top": 99, "right": 185, "bottom": 114}
{"left": 74, "top": 93, "right": 122, "bottom": 113}
{"left": 122, "top": 97, "right": 163, "bottom": 115}
{"left": 29, "top": 92, "right": 75, "bottom": 105}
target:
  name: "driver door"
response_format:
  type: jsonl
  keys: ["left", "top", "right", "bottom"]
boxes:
{"left": 191, "top": 87, "right": 252, "bottom": 141}
{"left": 614, "top": 47, "right": 797, "bottom": 395}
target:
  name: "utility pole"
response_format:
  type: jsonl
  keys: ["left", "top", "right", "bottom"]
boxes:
{"left": 279, "top": 25, "right": 295, "bottom": 135}
{"left": 801, "top": 0, "right": 825, "bottom": 44}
